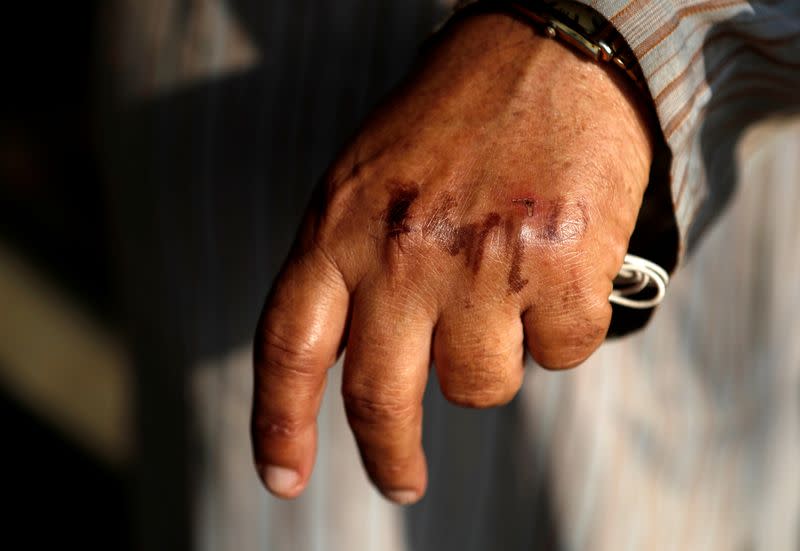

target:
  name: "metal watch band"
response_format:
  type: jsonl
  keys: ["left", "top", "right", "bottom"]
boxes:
{"left": 464, "top": 0, "right": 646, "bottom": 91}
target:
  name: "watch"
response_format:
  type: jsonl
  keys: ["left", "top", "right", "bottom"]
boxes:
{"left": 463, "top": 1, "right": 646, "bottom": 91}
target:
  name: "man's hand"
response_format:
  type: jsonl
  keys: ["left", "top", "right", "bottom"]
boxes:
{"left": 251, "top": 12, "right": 653, "bottom": 504}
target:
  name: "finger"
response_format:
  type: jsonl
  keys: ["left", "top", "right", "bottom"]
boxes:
{"left": 342, "top": 281, "right": 434, "bottom": 505}
{"left": 433, "top": 300, "right": 525, "bottom": 408}
{"left": 523, "top": 274, "right": 612, "bottom": 370}
{"left": 252, "top": 247, "right": 349, "bottom": 498}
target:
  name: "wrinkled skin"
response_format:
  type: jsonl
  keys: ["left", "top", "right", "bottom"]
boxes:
{"left": 252, "top": 12, "right": 654, "bottom": 505}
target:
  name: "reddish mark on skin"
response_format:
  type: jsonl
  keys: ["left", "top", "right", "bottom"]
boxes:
{"left": 383, "top": 181, "right": 420, "bottom": 239}
{"left": 512, "top": 198, "right": 536, "bottom": 217}
{"left": 380, "top": 184, "right": 585, "bottom": 286}
{"left": 421, "top": 192, "right": 457, "bottom": 243}
{"left": 504, "top": 216, "right": 529, "bottom": 294}
{"left": 421, "top": 192, "right": 503, "bottom": 274}
{"left": 542, "top": 198, "right": 588, "bottom": 243}
{"left": 448, "top": 212, "right": 502, "bottom": 273}
{"left": 544, "top": 198, "right": 564, "bottom": 241}
{"left": 507, "top": 233, "right": 529, "bottom": 294}
{"left": 512, "top": 195, "right": 588, "bottom": 243}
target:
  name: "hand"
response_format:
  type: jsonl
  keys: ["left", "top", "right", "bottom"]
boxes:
{"left": 251, "top": 11, "right": 654, "bottom": 505}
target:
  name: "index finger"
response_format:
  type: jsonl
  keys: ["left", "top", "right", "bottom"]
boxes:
{"left": 252, "top": 247, "right": 349, "bottom": 498}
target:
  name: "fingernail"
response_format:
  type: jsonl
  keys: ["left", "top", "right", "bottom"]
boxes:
{"left": 386, "top": 490, "right": 420, "bottom": 505}
{"left": 262, "top": 465, "right": 301, "bottom": 496}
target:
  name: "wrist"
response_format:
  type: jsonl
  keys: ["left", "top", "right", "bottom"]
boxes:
{"left": 429, "top": 10, "right": 655, "bottom": 191}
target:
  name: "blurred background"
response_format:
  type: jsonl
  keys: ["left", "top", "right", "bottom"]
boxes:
{"left": 0, "top": 1, "right": 450, "bottom": 549}
{"left": 2, "top": 1, "right": 132, "bottom": 549}
{"left": 2, "top": 1, "right": 798, "bottom": 551}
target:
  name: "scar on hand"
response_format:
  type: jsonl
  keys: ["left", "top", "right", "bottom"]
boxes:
{"left": 512, "top": 198, "right": 535, "bottom": 217}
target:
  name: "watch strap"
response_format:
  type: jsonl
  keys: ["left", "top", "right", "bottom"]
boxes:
{"left": 458, "top": 0, "right": 646, "bottom": 91}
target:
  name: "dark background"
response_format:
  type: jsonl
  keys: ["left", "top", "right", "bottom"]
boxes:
{"left": 1, "top": 1, "right": 130, "bottom": 549}
{"left": 1, "top": 1, "right": 445, "bottom": 549}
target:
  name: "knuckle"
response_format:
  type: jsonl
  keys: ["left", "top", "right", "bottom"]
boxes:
{"left": 574, "top": 291, "right": 613, "bottom": 333}
{"left": 531, "top": 320, "right": 608, "bottom": 370}
{"left": 314, "top": 188, "right": 358, "bottom": 248}
{"left": 608, "top": 234, "right": 630, "bottom": 267}
{"left": 253, "top": 413, "right": 306, "bottom": 441}
{"left": 326, "top": 146, "right": 379, "bottom": 192}
{"left": 529, "top": 196, "right": 589, "bottom": 249}
{"left": 312, "top": 160, "right": 373, "bottom": 249}
{"left": 324, "top": 177, "right": 360, "bottom": 223}
{"left": 342, "top": 385, "right": 416, "bottom": 427}
{"left": 527, "top": 295, "right": 610, "bottom": 371}
{"left": 259, "top": 324, "right": 320, "bottom": 380}
{"left": 566, "top": 285, "right": 612, "bottom": 320}
{"left": 551, "top": 265, "right": 611, "bottom": 316}
{"left": 442, "top": 333, "right": 518, "bottom": 366}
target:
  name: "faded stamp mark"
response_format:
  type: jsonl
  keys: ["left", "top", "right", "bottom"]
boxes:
{"left": 383, "top": 181, "right": 420, "bottom": 240}
{"left": 448, "top": 212, "right": 502, "bottom": 274}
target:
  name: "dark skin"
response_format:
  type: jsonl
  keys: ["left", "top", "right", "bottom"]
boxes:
{"left": 251, "top": 12, "right": 654, "bottom": 504}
